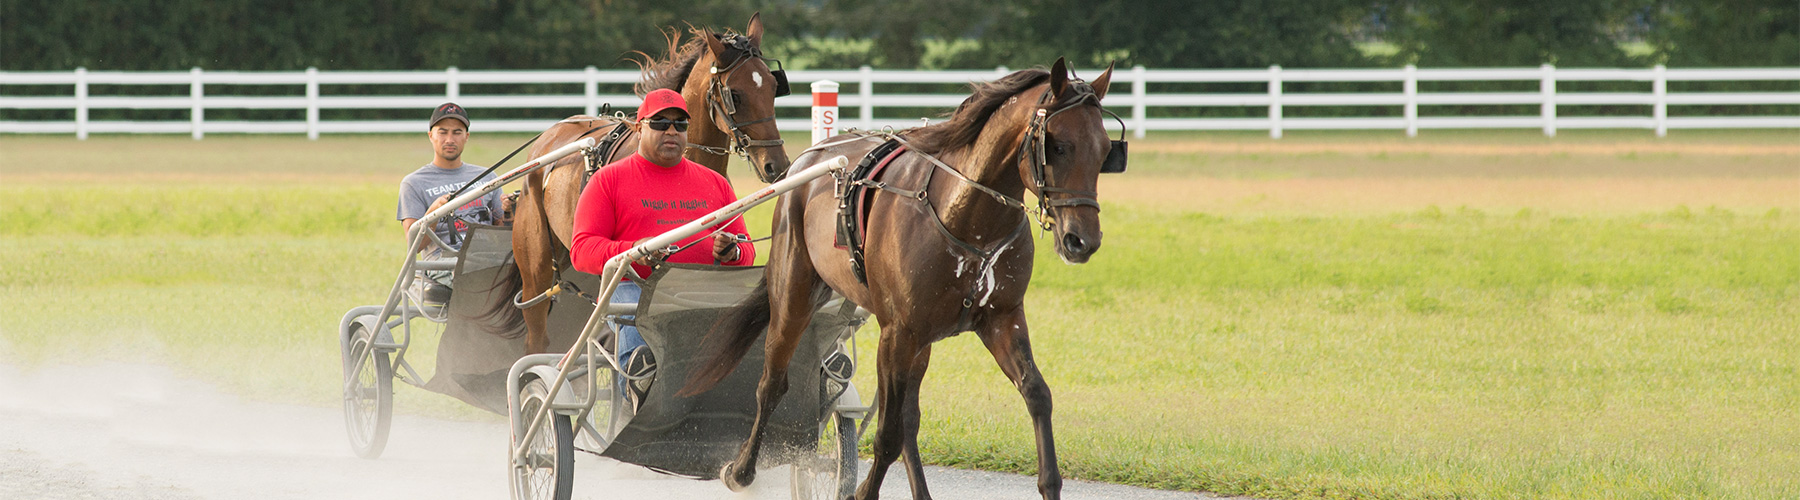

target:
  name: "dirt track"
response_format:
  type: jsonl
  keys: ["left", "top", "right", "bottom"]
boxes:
{"left": 0, "top": 362, "right": 1225, "bottom": 500}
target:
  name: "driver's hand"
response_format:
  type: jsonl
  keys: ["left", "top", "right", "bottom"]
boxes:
{"left": 712, "top": 233, "right": 743, "bottom": 263}
{"left": 501, "top": 190, "right": 519, "bottom": 216}
{"left": 631, "top": 237, "right": 670, "bottom": 266}
{"left": 428, "top": 194, "right": 451, "bottom": 214}
{"left": 496, "top": 192, "right": 518, "bottom": 226}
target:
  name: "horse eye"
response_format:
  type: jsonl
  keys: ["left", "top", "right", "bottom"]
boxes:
{"left": 730, "top": 90, "right": 744, "bottom": 103}
{"left": 1052, "top": 141, "right": 1069, "bottom": 156}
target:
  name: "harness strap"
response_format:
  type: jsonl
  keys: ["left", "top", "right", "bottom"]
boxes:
{"left": 729, "top": 115, "right": 777, "bottom": 129}
{"left": 915, "top": 197, "right": 1028, "bottom": 332}
{"left": 702, "top": 57, "right": 786, "bottom": 182}
{"left": 883, "top": 134, "right": 1032, "bottom": 214}
{"left": 835, "top": 136, "right": 1029, "bottom": 332}
{"left": 578, "top": 122, "right": 630, "bottom": 187}
{"left": 686, "top": 142, "right": 732, "bottom": 157}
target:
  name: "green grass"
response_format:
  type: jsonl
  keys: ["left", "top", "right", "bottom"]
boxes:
{"left": 2, "top": 133, "right": 1797, "bottom": 499}
{"left": 907, "top": 205, "right": 1798, "bottom": 499}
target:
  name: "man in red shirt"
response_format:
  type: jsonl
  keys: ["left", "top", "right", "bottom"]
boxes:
{"left": 570, "top": 88, "right": 754, "bottom": 405}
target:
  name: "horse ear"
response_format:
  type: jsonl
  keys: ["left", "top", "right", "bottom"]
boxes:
{"left": 1091, "top": 61, "right": 1116, "bottom": 101}
{"left": 746, "top": 12, "right": 764, "bottom": 47}
{"left": 702, "top": 30, "right": 728, "bottom": 67}
{"left": 1049, "top": 57, "right": 1070, "bottom": 99}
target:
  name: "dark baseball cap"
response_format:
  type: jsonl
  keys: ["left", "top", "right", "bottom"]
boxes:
{"left": 429, "top": 102, "right": 470, "bottom": 130}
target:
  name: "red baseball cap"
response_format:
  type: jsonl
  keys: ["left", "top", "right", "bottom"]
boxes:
{"left": 637, "top": 89, "right": 688, "bottom": 121}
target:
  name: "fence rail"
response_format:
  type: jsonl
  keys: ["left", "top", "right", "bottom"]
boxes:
{"left": 2, "top": 65, "right": 1795, "bottom": 139}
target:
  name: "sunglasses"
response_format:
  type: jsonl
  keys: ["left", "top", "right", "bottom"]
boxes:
{"left": 644, "top": 118, "right": 689, "bottom": 132}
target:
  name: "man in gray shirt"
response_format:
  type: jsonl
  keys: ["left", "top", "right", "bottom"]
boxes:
{"left": 397, "top": 103, "right": 509, "bottom": 305}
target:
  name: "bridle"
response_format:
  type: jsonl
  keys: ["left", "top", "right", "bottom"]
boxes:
{"left": 694, "top": 33, "right": 790, "bottom": 183}
{"left": 1015, "top": 80, "right": 1129, "bottom": 231}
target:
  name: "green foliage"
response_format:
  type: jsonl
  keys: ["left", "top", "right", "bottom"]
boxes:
{"left": 0, "top": 0, "right": 796, "bottom": 71}
{"left": 980, "top": 0, "right": 1375, "bottom": 69}
{"left": 1650, "top": 0, "right": 1800, "bottom": 66}
{"left": 1383, "top": 0, "right": 1645, "bottom": 66}
{"left": 3, "top": 0, "right": 1794, "bottom": 71}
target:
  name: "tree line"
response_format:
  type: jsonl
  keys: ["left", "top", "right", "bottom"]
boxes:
{"left": 3, "top": 0, "right": 1794, "bottom": 71}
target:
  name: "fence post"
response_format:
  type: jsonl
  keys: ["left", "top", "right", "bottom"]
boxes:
{"left": 585, "top": 66, "right": 599, "bottom": 116}
{"left": 75, "top": 67, "right": 88, "bottom": 140}
{"left": 1132, "top": 65, "right": 1147, "bottom": 139}
{"left": 1404, "top": 64, "right": 1418, "bottom": 137}
{"left": 812, "top": 80, "right": 840, "bottom": 145}
{"left": 1540, "top": 63, "right": 1556, "bottom": 137}
{"left": 1653, "top": 64, "right": 1667, "bottom": 137}
{"left": 191, "top": 67, "right": 204, "bottom": 140}
{"left": 1268, "top": 65, "right": 1282, "bottom": 139}
{"left": 306, "top": 67, "right": 320, "bottom": 140}
{"left": 446, "top": 66, "right": 460, "bottom": 101}
{"left": 859, "top": 65, "right": 874, "bottom": 130}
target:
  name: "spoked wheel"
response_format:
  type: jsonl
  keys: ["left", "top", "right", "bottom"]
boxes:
{"left": 342, "top": 323, "right": 393, "bottom": 459}
{"left": 511, "top": 377, "right": 575, "bottom": 500}
{"left": 791, "top": 412, "right": 858, "bottom": 500}
{"left": 575, "top": 365, "right": 621, "bottom": 452}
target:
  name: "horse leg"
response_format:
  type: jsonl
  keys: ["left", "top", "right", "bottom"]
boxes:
{"left": 721, "top": 223, "right": 822, "bottom": 491}
{"left": 854, "top": 332, "right": 932, "bottom": 500}
{"left": 512, "top": 179, "right": 554, "bottom": 354}
{"left": 897, "top": 343, "right": 934, "bottom": 500}
{"left": 975, "top": 307, "right": 1062, "bottom": 500}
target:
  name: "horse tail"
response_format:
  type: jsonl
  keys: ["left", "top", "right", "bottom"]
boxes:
{"left": 455, "top": 255, "right": 528, "bottom": 339}
{"left": 677, "top": 277, "right": 773, "bottom": 397}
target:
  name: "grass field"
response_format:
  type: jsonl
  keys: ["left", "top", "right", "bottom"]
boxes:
{"left": 2, "top": 130, "right": 1797, "bottom": 499}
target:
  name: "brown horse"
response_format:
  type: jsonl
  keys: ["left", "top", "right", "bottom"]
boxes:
{"left": 680, "top": 58, "right": 1118, "bottom": 500}
{"left": 505, "top": 14, "right": 791, "bottom": 354}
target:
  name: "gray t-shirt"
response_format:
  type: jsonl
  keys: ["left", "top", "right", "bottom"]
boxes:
{"left": 397, "top": 163, "right": 502, "bottom": 251}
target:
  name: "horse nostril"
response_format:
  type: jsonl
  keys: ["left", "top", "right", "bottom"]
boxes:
{"left": 1061, "top": 233, "right": 1086, "bottom": 254}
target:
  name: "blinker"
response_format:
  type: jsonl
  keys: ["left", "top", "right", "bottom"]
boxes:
{"left": 771, "top": 70, "right": 791, "bottom": 97}
{"left": 1101, "top": 140, "right": 1128, "bottom": 174}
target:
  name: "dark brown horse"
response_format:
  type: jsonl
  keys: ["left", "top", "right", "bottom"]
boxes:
{"left": 680, "top": 58, "right": 1118, "bottom": 500}
{"left": 506, "top": 14, "right": 791, "bottom": 354}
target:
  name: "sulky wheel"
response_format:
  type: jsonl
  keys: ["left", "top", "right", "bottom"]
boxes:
{"left": 342, "top": 322, "right": 393, "bottom": 459}
{"left": 511, "top": 377, "right": 575, "bottom": 500}
{"left": 791, "top": 412, "right": 858, "bottom": 500}
{"left": 575, "top": 364, "right": 622, "bottom": 452}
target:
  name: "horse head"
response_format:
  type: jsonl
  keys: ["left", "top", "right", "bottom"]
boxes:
{"left": 696, "top": 13, "right": 791, "bottom": 183}
{"left": 1019, "top": 57, "right": 1118, "bottom": 264}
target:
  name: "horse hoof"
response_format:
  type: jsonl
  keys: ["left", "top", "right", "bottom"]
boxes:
{"left": 720, "top": 462, "right": 755, "bottom": 492}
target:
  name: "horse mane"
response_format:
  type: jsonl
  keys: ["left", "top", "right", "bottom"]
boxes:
{"left": 903, "top": 68, "right": 1052, "bottom": 154}
{"left": 631, "top": 28, "right": 706, "bottom": 96}
{"left": 631, "top": 27, "right": 755, "bottom": 96}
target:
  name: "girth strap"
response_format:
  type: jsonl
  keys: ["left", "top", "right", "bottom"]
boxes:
{"left": 836, "top": 139, "right": 907, "bottom": 283}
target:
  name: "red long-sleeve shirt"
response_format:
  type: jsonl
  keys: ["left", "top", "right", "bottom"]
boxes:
{"left": 570, "top": 153, "right": 754, "bottom": 278}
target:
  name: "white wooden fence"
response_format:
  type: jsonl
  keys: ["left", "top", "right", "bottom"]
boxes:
{"left": 1, "top": 65, "right": 1795, "bottom": 140}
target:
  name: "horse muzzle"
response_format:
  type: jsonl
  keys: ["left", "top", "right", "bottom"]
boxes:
{"left": 751, "top": 147, "right": 791, "bottom": 184}
{"left": 1055, "top": 228, "right": 1101, "bottom": 264}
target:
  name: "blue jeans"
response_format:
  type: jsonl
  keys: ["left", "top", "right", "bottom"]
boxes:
{"left": 610, "top": 281, "right": 643, "bottom": 368}
{"left": 610, "top": 282, "right": 644, "bottom": 400}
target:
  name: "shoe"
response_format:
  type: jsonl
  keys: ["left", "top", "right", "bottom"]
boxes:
{"left": 624, "top": 349, "right": 656, "bottom": 410}
{"left": 424, "top": 283, "right": 453, "bottom": 308}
